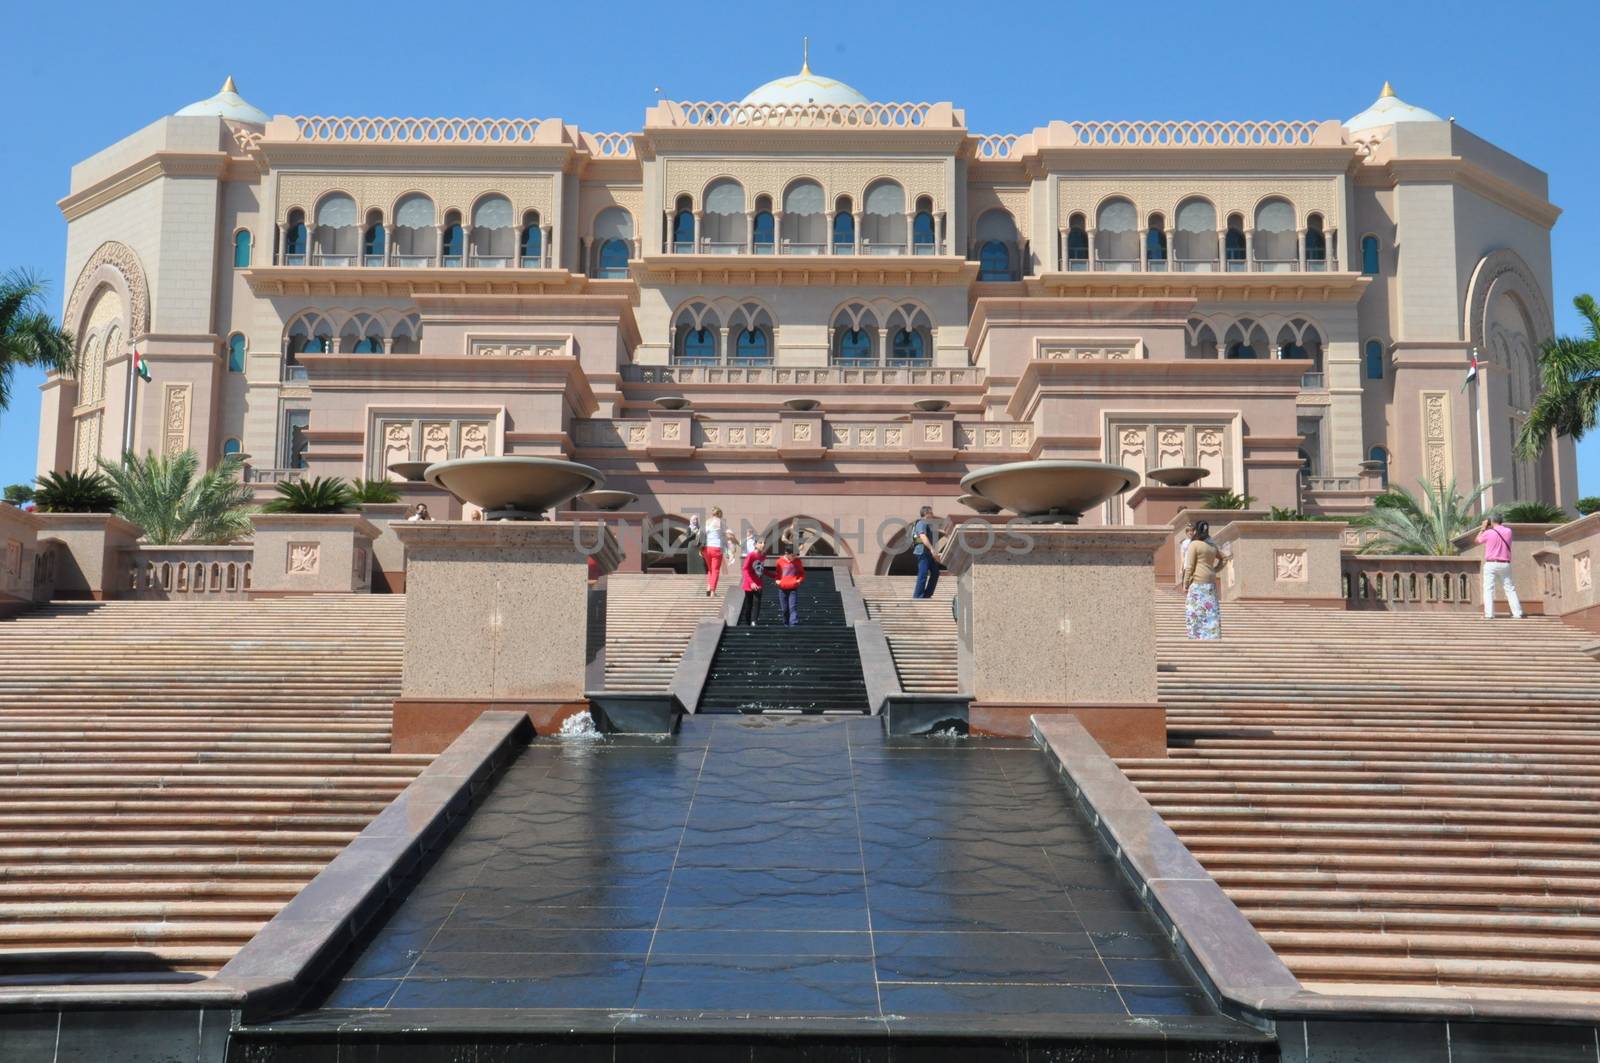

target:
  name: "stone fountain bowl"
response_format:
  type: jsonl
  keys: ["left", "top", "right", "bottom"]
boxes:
{"left": 654, "top": 397, "right": 692, "bottom": 411}
{"left": 387, "top": 460, "right": 432, "bottom": 483}
{"left": 782, "top": 397, "right": 821, "bottom": 412}
{"left": 1147, "top": 465, "right": 1209, "bottom": 488}
{"left": 424, "top": 457, "right": 605, "bottom": 519}
{"left": 579, "top": 489, "right": 638, "bottom": 512}
{"left": 912, "top": 398, "right": 950, "bottom": 413}
{"left": 960, "top": 460, "right": 1141, "bottom": 521}
{"left": 958, "top": 493, "right": 1002, "bottom": 514}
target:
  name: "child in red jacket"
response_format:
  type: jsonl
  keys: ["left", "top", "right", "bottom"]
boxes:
{"left": 736, "top": 539, "right": 767, "bottom": 626}
{"left": 775, "top": 549, "right": 805, "bottom": 627}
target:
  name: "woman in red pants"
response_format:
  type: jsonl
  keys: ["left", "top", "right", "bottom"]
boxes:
{"left": 700, "top": 506, "right": 726, "bottom": 596}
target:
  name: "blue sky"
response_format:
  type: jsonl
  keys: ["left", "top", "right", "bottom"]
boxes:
{"left": 1, "top": 0, "right": 1596, "bottom": 493}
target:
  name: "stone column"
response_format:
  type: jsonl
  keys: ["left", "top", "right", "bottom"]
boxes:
{"left": 853, "top": 211, "right": 864, "bottom": 255}
{"left": 391, "top": 520, "right": 621, "bottom": 751}
{"left": 943, "top": 524, "right": 1168, "bottom": 753}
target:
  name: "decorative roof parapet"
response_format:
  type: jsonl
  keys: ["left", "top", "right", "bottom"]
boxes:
{"left": 581, "top": 131, "right": 637, "bottom": 158}
{"left": 647, "top": 100, "right": 961, "bottom": 130}
{"left": 275, "top": 115, "right": 570, "bottom": 145}
{"left": 1062, "top": 119, "right": 1341, "bottom": 148}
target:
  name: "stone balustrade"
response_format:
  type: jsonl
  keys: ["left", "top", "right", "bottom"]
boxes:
{"left": 620, "top": 364, "right": 983, "bottom": 387}
{"left": 124, "top": 545, "right": 254, "bottom": 600}
{"left": 1341, "top": 555, "right": 1480, "bottom": 611}
{"left": 574, "top": 415, "right": 1029, "bottom": 455}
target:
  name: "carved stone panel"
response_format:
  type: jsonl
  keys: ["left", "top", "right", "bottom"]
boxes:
{"left": 161, "top": 383, "right": 191, "bottom": 457}
{"left": 1420, "top": 391, "right": 1453, "bottom": 486}
{"left": 1578, "top": 551, "right": 1593, "bottom": 593}
{"left": 287, "top": 542, "right": 320, "bottom": 575}
{"left": 1274, "top": 549, "right": 1308, "bottom": 583}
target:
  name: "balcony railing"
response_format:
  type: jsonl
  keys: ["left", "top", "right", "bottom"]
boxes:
{"left": 1174, "top": 258, "right": 1220, "bottom": 272}
{"left": 1343, "top": 556, "right": 1479, "bottom": 611}
{"left": 309, "top": 252, "right": 356, "bottom": 267}
{"left": 123, "top": 545, "right": 254, "bottom": 601}
{"left": 622, "top": 364, "right": 983, "bottom": 387}
{"left": 469, "top": 255, "right": 514, "bottom": 268}
{"left": 1300, "top": 372, "right": 1325, "bottom": 389}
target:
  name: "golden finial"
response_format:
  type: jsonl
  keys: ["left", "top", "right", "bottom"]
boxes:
{"left": 222, "top": 75, "right": 238, "bottom": 94}
{"left": 800, "top": 36, "right": 810, "bottom": 75}
{"left": 1379, "top": 81, "right": 1395, "bottom": 98}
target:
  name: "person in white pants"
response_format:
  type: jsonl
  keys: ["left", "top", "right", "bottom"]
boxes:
{"left": 1476, "top": 514, "right": 1525, "bottom": 619}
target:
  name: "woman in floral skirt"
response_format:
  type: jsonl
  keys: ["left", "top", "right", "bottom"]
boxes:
{"left": 1181, "top": 520, "right": 1224, "bottom": 640}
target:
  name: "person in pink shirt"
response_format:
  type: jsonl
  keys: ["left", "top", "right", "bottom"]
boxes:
{"left": 1476, "top": 514, "right": 1525, "bottom": 620}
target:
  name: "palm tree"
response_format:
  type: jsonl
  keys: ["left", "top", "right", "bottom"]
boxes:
{"left": 97, "top": 450, "right": 255, "bottom": 544}
{"left": 1516, "top": 294, "right": 1600, "bottom": 459}
{"left": 0, "top": 270, "right": 76, "bottom": 411}
{"left": 1355, "top": 477, "right": 1498, "bottom": 555}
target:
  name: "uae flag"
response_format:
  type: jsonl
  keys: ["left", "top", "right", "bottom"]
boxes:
{"left": 133, "top": 349, "right": 151, "bottom": 382}
{"left": 1461, "top": 349, "right": 1479, "bottom": 393}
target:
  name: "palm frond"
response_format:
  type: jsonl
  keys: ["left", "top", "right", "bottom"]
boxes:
{"left": 0, "top": 270, "right": 76, "bottom": 411}
{"left": 96, "top": 451, "right": 254, "bottom": 545}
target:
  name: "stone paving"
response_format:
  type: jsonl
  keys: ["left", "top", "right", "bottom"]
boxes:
{"left": 260, "top": 716, "right": 1265, "bottom": 1051}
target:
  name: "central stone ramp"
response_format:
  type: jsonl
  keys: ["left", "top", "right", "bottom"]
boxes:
{"left": 697, "top": 568, "right": 871, "bottom": 714}
{"left": 227, "top": 717, "right": 1269, "bottom": 1058}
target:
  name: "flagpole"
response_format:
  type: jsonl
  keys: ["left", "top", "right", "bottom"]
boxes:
{"left": 1469, "top": 346, "right": 1488, "bottom": 493}
{"left": 122, "top": 343, "right": 137, "bottom": 455}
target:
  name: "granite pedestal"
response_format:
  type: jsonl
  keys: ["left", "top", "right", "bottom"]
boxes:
{"left": 391, "top": 520, "right": 620, "bottom": 752}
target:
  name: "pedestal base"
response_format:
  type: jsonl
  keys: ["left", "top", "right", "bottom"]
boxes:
{"left": 392, "top": 698, "right": 589, "bottom": 754}
{"left": 969, "top": 702, "right": 1166, "bottom": 756}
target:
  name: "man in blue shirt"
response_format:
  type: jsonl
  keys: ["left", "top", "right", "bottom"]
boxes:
{"left": 911, "top": 505, "right": 942, "bottom": 599}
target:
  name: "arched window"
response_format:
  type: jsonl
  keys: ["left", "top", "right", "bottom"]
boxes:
{"left": 836, "top": 328, "right": 873, "bottom": 364}
{"left": 671, "top": 194, "right": 695, "bottom": 253}
{"left": 1174, "top": 198, "right": 1217, "bottom": 271}
{"left": 519, "top": 210, "right": 542, "bottom": 266}
{"left": 752, "top": 196, "right": 775, "bottom": 253}
{"left": 1365, "top": 339, "right": 1385, "bottom": 380}
{"left": 222, "top": 438, "right": 242, "bottom": 459}
{"left": 1361, "top": 235, "right": 1380, "bottom": 275}
{"left": 975, "top": 209, "right": 1018, "bottom": 281}
{"left": 702, "top": 180, "right": 744, "bottom": 253}
{"left": 393, "top": 194, "right": 436, "bottom": 267}
{"left": 440, "top": 209, "right": 465, "bottom": 267}
{"left": 832, "top": 197, "right": 856, "bottom": 254}
{"left": 227, "top": 333, "right": 246, "bottom": 373}
{"left": 233, "top": 230, "right": 252, "bottom": 269}
{"left": 284, "top": 314, "right": 331, "bottom": 379}
{"left": 782, "top": 180, "right": 825, "bottom": 253}
{"left": 283, "top": 209, "right": 308, "bottom": 264}
{"left": 862, "top": 180, "right": 906, "bottom": 254}
{"left": 1145, "top": 212, "right": 1168, "bottom": 270}
{"left": 313, "top": 194, "right": 358, "bottom": 266}
{"left": 912, "top": 196, "right": 935, "bottom": 253}
{"left": 470, "top": 195, "right": 514, "bottom": 267}
{"left": 680, "top": 328, "right": 716, "bottom": 363}
{"left": 1253, "top": 198, "right": 1296, "bottom": 271}
{"left": 1065, "top": 213, "right": 1088, "bottom": 270}
{"left": 1224, "top": 213, "right": 1247, "bottom": 270}
{"left": 593, "top": 207, "right": 633, "bottom": 277}
{"left": 1305, "top": 213, "right": 1327, "bottom": 270}
{"left": 1095, "top": 198, "right": 1137, "bottom": 271}
{"left": 362, "top": 210, "right": 386, "bottom": 266}
{"left": 1368, "top": 445, "right": 1390, "bottom": 487}
{"left": 343, "top": 314, "right": 385, "bottom": 354}
{"left": 1224, "top": 320, "right": 1266, "bottom": 360}
{"left": 891, "top": 328, "right": 925, "bottom": 363}
{"left": 391, "top": 314, "right": 422, "bottom": 354}
{"left": 736, "top": 328, "right": 769, "bottom": 362}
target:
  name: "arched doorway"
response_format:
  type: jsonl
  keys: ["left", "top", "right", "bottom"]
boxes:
{"left": 641, "top": 515, "right": 696, "bottom": 573}
{"left": 759, "top": 516, "right": 852, "bottom": 564}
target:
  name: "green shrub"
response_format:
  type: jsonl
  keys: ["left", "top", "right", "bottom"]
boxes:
{"left": 3, "top": 483, "right": 34, "bottom": 506}
{"left": 1575, "top": 496, "right": 1600, "bottom": 516}
{"left": 1267, "top": 506, "right": 1337, "bottom": 522}
{"left": 350, "top": 478, "right": 400, "bottom": 505}
{"left": 1203, "top": 490, "right": 1255, "bottom": 510}
{"left": 1494, "top": 500, "right": 1568, "bottom": 524}
{"left": 97, "top": 451, "right": 254, "bottom": 544}
{"left": 263, "top": 476, "right": 356, "bottom": 514}
{"left": 32, "top": 469, "right": 118, "bottom": 513}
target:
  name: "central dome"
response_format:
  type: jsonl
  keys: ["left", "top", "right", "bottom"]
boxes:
{"left": 741, "top": 47, "right": 867, "bottom": 107}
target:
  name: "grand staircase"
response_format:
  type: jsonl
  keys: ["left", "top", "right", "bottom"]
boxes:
{"left": 1128, "top": 593, "right": 1600, "bottom": 1001}
{"left": 601, "top": 574, "right": 725, "bottom": 692}
{"left": 696, "top": 568, "right": 870, "bottom": 714}
{"left": 855, "top": 576, "right": 959, "bottom": 694}
{"left": 0, "top": 596, "right": 423, "bottom": 982}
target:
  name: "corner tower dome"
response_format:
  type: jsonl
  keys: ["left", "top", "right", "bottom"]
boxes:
{"left": 176, "top": 76, "right": 270, "bottom": 125}
{"left": 1344, "top": 81, "right": 1442, "bottom": 133}
{"left": 740, "top": 42, "right": 868, "bottom": 106}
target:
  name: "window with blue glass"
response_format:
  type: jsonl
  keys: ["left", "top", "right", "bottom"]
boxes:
{"left": 832, "top": 211, "right": 855, "bottom": 252}
{"left": 1361, "top": 235, "right": 1380, "bottom": 275}
{"left": 736, "top": 328, "right": 769, "bottom": 361}
{"left": 752, "top": 211, "right": 775, "bottom": 250}
{"left": 519, "top": 211, "right": 542, "bottom": 264}
{"left": 233, "top": 230, "right": 251, "bottom": 268}
{"left": 978, "top": 241, "right": 1010, "bottom": 281}
{"left": 227, "top": 333, "right": 246, "bottom": 372}
{"left": 1066, "top": 214, "right": 1089, "bottom": 268}
{"left": 672, "top": 207, "right": 695, "bottom": 252}
{"left": 1226, "top": 342, "right": 1256, "bottom": 359}
{"left": 1305, "top": 214, "right": 1327, "bottom": 265}
{"left": 363, "top": 218, "right": 385, "bottom": 262}
{"left": 891, "top": 328, "right": 925, "bottom": 363}
{"left": 222, "top": 438, "right": 242, "bottom": 459}
{"left": 352, "top": 335, "right": 382, "bottom": 353}
{"left": 912, "top": 210, "right": 935, "bottom": 249}
{"left": 1145, "top": 225, "right": 1167, "bottom": 265}
{"left": 1224, "top": 214, "right": 1246, "bottom": 267}
{"left": 681, "top": 327, "right": 716, "bottom": 363}
{"left": 284, "top": 210, "right": 307, "bottom": 262}
{"left": 837, "top": 328, "right": 872, "bottom": 363}
{"left": 1369, "top": 445, "right": 1390, "bottom": 486}
{"left": 441, "top": 213, "right": 464, "bottom": 265}
{"left": 1365, "top": 339, "right": 1385, "bottom": 379}
{"left": 598, "top": 239, "right": 629, "bottom": 277}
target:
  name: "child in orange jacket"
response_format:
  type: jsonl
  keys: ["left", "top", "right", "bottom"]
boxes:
{"left": 775, "top": 550, "right": 805, "bottom": 627}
